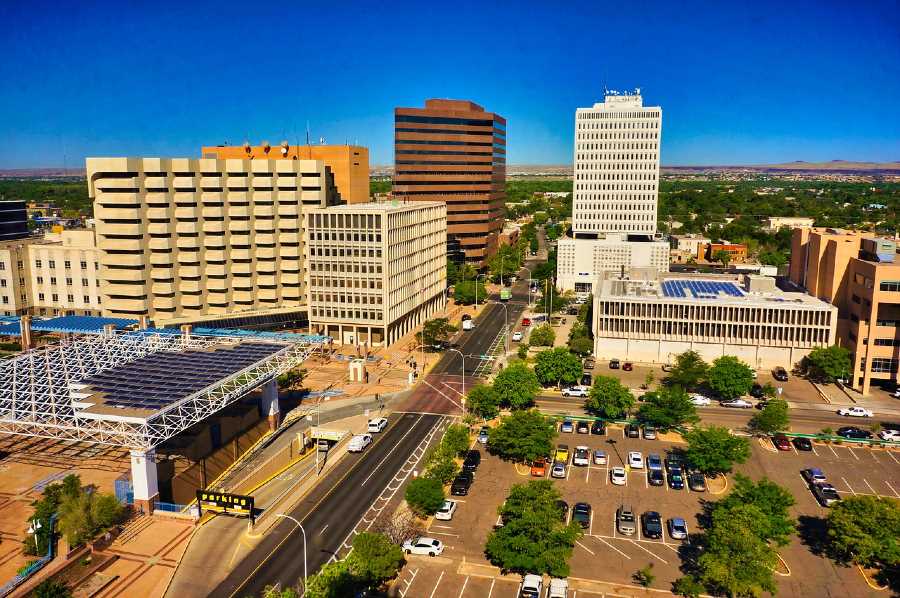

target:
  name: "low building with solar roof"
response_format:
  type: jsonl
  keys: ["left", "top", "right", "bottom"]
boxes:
{"left": 592, "top": 270, "right": 837, "bottom": 368}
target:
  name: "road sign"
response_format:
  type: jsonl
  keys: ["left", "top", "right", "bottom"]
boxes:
{"left": 196, "top": 490, "right": 254, "bottom": 520}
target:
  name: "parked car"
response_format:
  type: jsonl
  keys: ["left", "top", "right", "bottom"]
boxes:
{"left": 576, "top": 420, "right": 590, "bottom": 434}
{"left": 560, "top": 419, "right": 575, "bottom": 433}
{"left": 609, "top": 359, "right": 620, "bottom": 369}
{"left": 348, "top": 434, "right": 373, "bottom": 453}
{"left": 435, "top": 500, "right": 457, "bottom": 521}
{"left": 402, "top": 537, "right": 444, "bottom": 556}
{"left": 518, "top": 573, "right": 542, "bottom": 598}
{"left": 837, "top": 426, "right": 872, "bottom": 439}
{"left": 593, "top": 450, "right": 607, "bottom": 465}
{"left": 512, "top": 331, "right": 524, "bottom": 342}
{"left": 610, "top": 466, "right": 627, "bottom": 485}
{"left": 647, "top": 453, "right": 663, "bottom": 471}
{"left": 580, "top": 373, "right": 593, "bottom": 386}
{"left": 811, "top": 482, "right": 842, "bottom": 507}
{"left": 547, "top": 578, "right": 569, "bottom": 598}
{"left": 450, "top": 472, "right": 474, "bottom": 496}
{"left": 772, "top": 434, "right": 792, "bottom": 451}
{"left": 622, "top": 362, "right": 634, "bottom": 371}
{"left": 583, "top": 357, "right": 596, "bottom": 370}
{"left": 616, "top": 504, "right": 637, "bottom": 535}
{"left": 668, "top": 517, "right": 689, "bottom": 540}
{"left": 688, "top": 471, "right": 707, "bottom": 492}
{"left": 648, "top": 469, "right": 664, "bottom": 486}
{"left": 878, "top": 429, "right": 900, "bottom": 441}
{"left": 478, "top": 426, "right": 490, "bottom": 444}
{"left": 750, "top": 383, "right": 765, "bottom": 398}
{"left": 793, "top": 437, "right": 813, "bottom": 451}
{"left": 668, "top": 467, "right": 685, "bottom": 489}
{"left": 572, "top": 502, "right": 591, "bottom": 529}
{"left": 628, "top": 451, "right": 644, "bottom": 469}
{"left": 837, "top": 406, "right": 873, "bottom": 418}
{"left": 573, "top": 446, "right": 590, "bottom": 467}
{"left": 802, "top": 467, "right": 827, "bottom": 484}
{"left": 551, "top": 462, "right": 567, "bottom": 479}
{"left": 591, "top": 419, "right": 606, "bottom": 435}
{"left": 562, "top": 385, "right": 590, "bottom": 398}
{"left": 554, "top": 444, "right": 570, "bottom": 463}
{"left": 641, "top": 511, "right": 663, "bottom": 539}
{"left": 665, "top": 453, "right": 684, "bottom": 472}
{"left": 625, "top": 424, "right": 641, "bottom": 438}
{"left": 643, "top": 426, "right": 657, "bottom": 440}
{"left": 531, "top": 457, "right": 547, "bottom": 477}
{"left": 690, "top": 394, "right": 712, "bottom": 406}
{"left": 367, "top": 417, "right": 388, "bottom": 433}
{"left": 462, "top": 450, "right": 481, "bottom": 473}
{"left": 721, "top": 398, "right": 753, "bottom": 409}
{"left": 773, "top": 366, "right": 789, "bottom": 381}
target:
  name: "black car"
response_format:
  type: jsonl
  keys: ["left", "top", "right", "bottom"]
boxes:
{"left": 610, "top": 359, "right": 621, "bottom": 369}
{"left": 665, "top": 453, "right": 684, "bottom": 472}
{"left": 450, "top": 471, "right": 474, "bottom": 496}
{"left": 462, "top": 450, "right": 481, "bottom": 473}
{"left": 750, "top": 383, "right": 764, "bottom": 399}
{"left": 581, "top": 373, "right": 593, "bottom": 386}
{"left": 773, "top": 367, "right": 789, "bottom": 381}
{"left": 556, "top": 500, "right": 569, "bottom": 522}
{"left": 641, "top": 511, "right": 663, "bottom": 539}
{"left": 572, "top": 502, "right": 592, "bottom": 529}
{"left": 688, "top": 471, "right": 707, "bottom": 492}
{"left": 625, "top": 424, "right": 641, "bottom": 438}
{"left": 668, "top": 467, "right": 685, "bottom": 490}
{"left": 837, "top": 426, "right": 872, "bottom": 439}
{"left": 792, "top": 437, "right": 813, "bottom": 451}
{"left": 648, "top": 469, "right": 664, "bottom": 486}
{"left": 590, "top": 419, "right": 606, "bottom": 435}
{"left": 576, "top": 420, "right": 590, "bottom": 434}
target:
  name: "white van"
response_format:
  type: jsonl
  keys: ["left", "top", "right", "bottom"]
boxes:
{"left": 347, "top": 434, "right": 372, "bottom": 453}
{"left": 547, "top": 578, "right": 568, "bottom": 598}
{"left": 367, "top": 417, "right": 388, "bottom": 433}
{"left": 462, "top": 317, "right": 474, "bottom": 331}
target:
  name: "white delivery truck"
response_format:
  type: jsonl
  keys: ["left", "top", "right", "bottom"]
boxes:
{"left": 461, "top": 314, "right": 474, "bottom": 331}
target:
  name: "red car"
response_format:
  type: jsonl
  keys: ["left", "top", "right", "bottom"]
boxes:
{"left": 521, "top": 317, "right": 531, "bottom": 327}
{"left": 772, "top": 434, "right": 792, "bottom": 451}
{"left": 622, "top": 362, "right": 634, "bottom": 371}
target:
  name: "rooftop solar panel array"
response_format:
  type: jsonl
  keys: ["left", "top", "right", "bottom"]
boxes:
{"left": 81, "top": 342, "right": 284, "bottom": 412}
{"left": 661, "top": 280, "right": 744, "bottom": 299}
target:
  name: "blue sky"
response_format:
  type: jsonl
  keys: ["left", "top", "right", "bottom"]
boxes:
{"left": 1, "top": 0, "right": 898, "bottom": 168}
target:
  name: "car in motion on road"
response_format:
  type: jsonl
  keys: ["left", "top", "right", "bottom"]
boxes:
{"left": 347, "top": 434, "right": 373, "bottom": 453}
{"left": 531, "top": 457, "right": 547, "bottom": 477}
{"left": 478, "top": 426, "right": 490, "bottom": 444}
{"left": 837, "top": 406, "right": 873, "bottom": 418}
{"left": 610, "top": 466, "right": 627, "bottom": 485}
{"left": 721, "top": 398, "right": 753, "bottom": 409}
{"left": 609, "top": 358, "right": 621, "bottom": 369}
{"left": 435, "top": 500, "right": 457, "bottom": 521}
{"left": 616, "top": 504, "right": 637, "bottom": 535}
{"left": 572, "top": 502, "right": 592, "bottom": 529}
{"left": 641, "top": 511, "right": 663, "bottom": 539}
{"left": 551, "top": 461, "right": 567, "bottom": 479}
{"left": 773, "top": 366, "right": 789, "bottom": 381}
{"left": 562, "top": 385, "right": 590, "bottom": 398}
{"left": 690, "top": 394, "right": 711, "bottom": 406}
{"left": 772, "top": 434, "right": 792, "bottom": 451}
{"left": 560, "top": 419, "right": 575, "bottom": 433}
{"left": 521, "top": 317, "right": 531, "bottom": 327}
{"left": 367, "top": 417, "right": 388, "bottom": 433}
{"left": 668, "top": 517, "right": 689, "bottom": 540}
{"left": 628, "top": 451, "right": 644, "bottom": 469}
{"left": 583, "top": 357, "right": 596, "bottom": 370}
{"left": 402, "top": 537, "right": 444, "bottom": 556}
{"left": 811, "top": 482, "right": 841, "bottom": 507}
{"left": 622, "top": 362, "right": 634, "bottom": 371}
{"left": 837, "top": 426, "right": 872, "bottom": 439}
{"left": 512, "top": 331, "right": 524, "bottom": 342}
{"left": 450, "top": 471, "right": 474, "bottom": 496}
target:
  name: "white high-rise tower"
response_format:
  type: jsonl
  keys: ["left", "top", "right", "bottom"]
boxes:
{"left": 557, "top": 89, "right": 669, "bottom": 294}
{"left": 572, "top": 91, "right": 661, "bottom": 236}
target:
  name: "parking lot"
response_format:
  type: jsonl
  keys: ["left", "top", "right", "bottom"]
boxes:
{"left": 390, "top": 418, "right": 900, "bottom": 597}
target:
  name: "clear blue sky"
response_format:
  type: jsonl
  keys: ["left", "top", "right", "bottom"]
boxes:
{"left": 1, "top": 0, "right": 898, "bottom": 169}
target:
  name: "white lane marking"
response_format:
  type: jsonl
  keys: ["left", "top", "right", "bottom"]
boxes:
{"left": 842, "top": 477, "right": 856, "bottom": 495}
{"left": 457, "top": 576, "right": 469, "bottom": 598}
{"left": 870, "top": 450, "right": 881, "bottom": 464}
{"left": 627, "top": 539, "right": 669, "bottom": 564}
{"left": 430, "top": 531, "right": 459, "bottom": 537}
{"left": 589, "top": 511, "right": 594, "bottom": 536}
{"left": 399, "top": 568, "right": 419, "bottom": 598}
{"left": 863, "top": 479, "right": 878, "bottom": 495}
{"left": 828, "top": 444, "right": 840, "bottom": 459}
{"left": 319, "top": 524, "right": 329, "bottom": 535}
{"left": 586, "top": 466, "right": 591, "bottom": 484}
{"left": 360, "top": 415, "right": 424, "bottom": 487}
{"left": 429, "top": 570, "right": 444, "bottom": 598}
{"left": 576, "top": 539, "right": 596, "bottom": 555}
{"left": 885, "top": 480, "right": 900, "bottom": 498}
{"left": 431, "top": 524, "right": 454, "bottom": 529}
{"left": 487, "top": 578, "right": 495, "bottom": 598}
{"left": 811, "top": 444, "right": 820, "bottom": 456}
{"left": 590, "top": 535, "right": 631, "bottom": 559}
{"left": 848, "top": 447, "right": 860, "bottom": 461}
{"left": 887, "top": 450, "right": 900, "bottom": 465}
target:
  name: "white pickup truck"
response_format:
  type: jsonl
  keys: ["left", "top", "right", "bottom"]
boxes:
{"left": 347, "top": 434, "right": 372, "bottom": 453}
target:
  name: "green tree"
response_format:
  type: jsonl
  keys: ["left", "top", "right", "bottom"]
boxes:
{"left": 57, "top": 482, "right": 125, "bottom": 548}
{"left": 568, "top": 336, "right": 593, "bottom": 357}
{"left": 826, "top": 495, "right": 900, "bottom": 568}
{"left": 424, "top": 453, "right": 459, "bottom": 484}
{"left": 533, "top": 348, "right": 583, "bottom": 388}
{"left": 347, "top": 532, "right": 405, "bottom": 587}
{"left": 707, "top": 355, "right": 754, "bottom": 400}
{"left": 493, "top": 362, "right": 541, "bottom": 409}
{"left": 487, "top": 410, "right": 556, "bottom": 463}
{"left": 715, "top": 475, "right": 796, "bottom": 546}
{"left": 262, "top": 586, "right": 299, "bottom": 598}
{"left": 405, "top": 477, "right": 445, "bottom": 517}
{"left": 453, "top": 280, "right": 487, "bottom": 305}
{"left": 277, "top": 368, "right": 307, "bottom": 393}
{"left": 485, "top": 480, "right": 581, "bottom": 576}
{"left": 712, "top": 249, "right": 732, "bottom": 269}
{"left": 304, "top": 560, "right": 359, "bottom": 598}
{"left": 442, "top": 424, "right": 471, "bottom": 456}
{"left": 636, "top": 386, "right": 699, "bottom": 431}
{"left": 666, "top": 351, "right": 708, "bottom": 390}
{"left": 529, "top": 237, "right": 539, "bottom": 253}
{"left": 749, "top": 398, "right": 790, "bottom": 435}
{"left": 759, "top": 251, "right": 788, "bottom": 267}
{"left": 416, "top": 318, "right": 457, "bottom": 348}
{"left": 33, "top": 580, "right": 73, "bottom": 598}
{"left": 585, "top": 375, "right": 635, "bottom": 419}
{"left": 672, "top": 576, "right": 704, "bottom": 598}
{"left": 804, "top": 345, "right": 852, "bottom": 383}
{"left": 529, "top": 324, "right": 555, "bottom": 347}
{"left": 467, "top": 384, "right": 500, "bottom": 419}
{"left": 683, "top": 425, "right": 751, "bottom": 475}
{"left": 633, "top": 563, "right": 655, "bottom": 587}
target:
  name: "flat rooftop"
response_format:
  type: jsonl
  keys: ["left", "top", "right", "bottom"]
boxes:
{"left": 312, "top": 200, "right": 444, "bottom": 213}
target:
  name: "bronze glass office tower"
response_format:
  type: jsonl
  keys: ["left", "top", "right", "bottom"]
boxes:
{"left": 393, "top": 99, "right": 506, "bottom": 267}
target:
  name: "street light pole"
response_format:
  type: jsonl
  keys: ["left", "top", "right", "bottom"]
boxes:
{"left": 445, "top": 348, "right": 466, "bottom": 397}
{"left": 274, "top": 513, "right": 308, "bottom": 586}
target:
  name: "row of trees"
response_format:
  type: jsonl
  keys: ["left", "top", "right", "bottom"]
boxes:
{"left": 466, "top": 363, "right": 541, "bottom": 419}
{"left": 296, "top": 532, "right": 404, "bottom": 598}
{"left": 404, "top": 424, "right": 471, "bottom": 517}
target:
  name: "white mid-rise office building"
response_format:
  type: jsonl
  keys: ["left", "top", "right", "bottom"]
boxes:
{"left": 558, "top": 90, "right": 669, "bottom": 293}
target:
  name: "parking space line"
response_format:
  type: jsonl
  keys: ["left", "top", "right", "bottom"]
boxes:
{"left": 644, "top": 472, "right": 648, "bottom": 489}
{"left": 863, "top": 479, "right": 878, "bottom": 495}
{"left": 428, "top": 570, "right": 444, "bottom": 598}
{"left": 590, "top": 535, "right": 631, "bottom": 559}
{"left": 842, "top": 477, "right": 856, "bottom": 495}
{"left": 848, "top": 447, "right": 860, "bottom": 461}
{"left": 870, "top": 450, "right": 881, "bottom": 464}
{"left": 887, "top": 450, "right": 900, "bottom": 465}
{"left": 828, "top": 444, "right": 840, "bottom": 459}
{"left": 576, "top": 539, "right": 596, "bottom": 555}
{"left": 399, "top": 568, "right": 418, "bottom": 598}
{"left": 487, "top": 578, "right": 494, "bottom": 598}
{"left": 586, "top": 466, "right": 590, "bottom": 484}
{"left": 811, "top": 444, "right": 820, "bottom": 456}
{"left": 457, "top": 576, "right": 469, "bottom": 598}
{"left": 664, "top": 543, "right": 681, "bottom": 554}
{"left": 885, "top": 480, "right": 900, "bottom": 498}
{"left": 431, "top": 531, "right": 459, "bottom": 537}
{"left": 627, "top": 539, "right": 668, "bottom": 564}
{"left": 589, "top": 511, "right": 594, "bottom": 536}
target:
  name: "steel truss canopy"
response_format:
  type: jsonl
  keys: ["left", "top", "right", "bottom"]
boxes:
{"left": 0, "top": 331, "right": 319, "bottom": 449}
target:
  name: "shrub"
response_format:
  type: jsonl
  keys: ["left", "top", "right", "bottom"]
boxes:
{"left": 405, "top": 477, "right": 445, "bottom": 517}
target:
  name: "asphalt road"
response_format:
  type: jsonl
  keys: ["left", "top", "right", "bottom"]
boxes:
{"left": 215, "top": 411, "right": 442, "bottom": 597}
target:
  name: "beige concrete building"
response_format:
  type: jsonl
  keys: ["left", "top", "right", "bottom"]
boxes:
{"left": 790, "top": 227, "right": 900, "bottom": 394}
{"left": 593, "top": 271, "right": 836, "bottom": 368}
{"left": 305, "top": 201, "right": 447, "bottom": 346}
{"left": 0, "top": 230, "right": 103, "bottom": 317}
{"left": 87, "top": 157, "right": 337, "bottom": 326}
{"left": 767, "top": 216, "right": 814, "bottom": 231}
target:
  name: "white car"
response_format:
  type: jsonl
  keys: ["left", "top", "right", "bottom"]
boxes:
{"left": 690, "top": 394, "right": 712, "bottom": 406}
{"left": 837, "top": 406, "right": 873, "bottom": 418}
{"left": 551, "top": 462, "right": 567, "bottom": 478}
{"left": 593, "top": 450, "right": 607, "bottom": 465}
{"left": 519, "top": 574, "right": 543, "bottom": 598}
{"left": 878, "top": 429, "right": 900, "bottom": 441}
{"left": 402, "top": 536, "right": 444, "bottom": 556}
{"left": 562, "top": 385, "right": 590, "bottom": 398}
{"left": 628, "top": 451, "right": 644, "bottom": 469}
{"left": 512, "top": 331, "right": 524, "bottom": 342}
{"left": 435, "top": 500, "right": 457, "bottom": 521}
{"left": 367, "top": 417, "right": 388, "bottom": 433}
{"left": 573, "top": 446, "right": 590, "bottom": 466}
{"left": 721, "top": 398, "right": 753, "bottom": 409}
{"left": 547, "top": 577, "right": 569, "bottom": 598}
{"left": 610, "top": 466, "right": 627, "bottom": 485}
{"left": 347, "top": 434, "right": 372, "bottom": 453}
